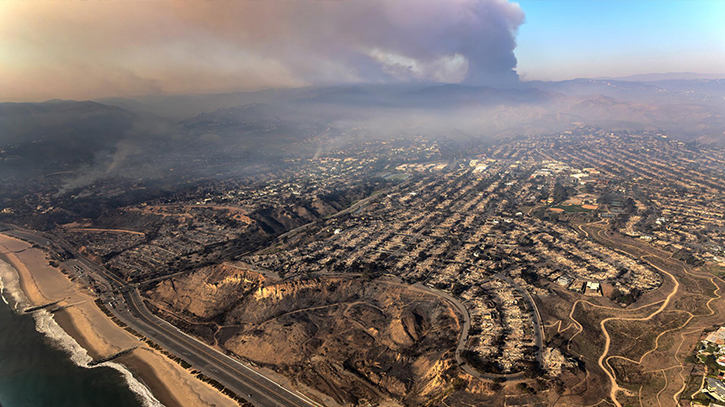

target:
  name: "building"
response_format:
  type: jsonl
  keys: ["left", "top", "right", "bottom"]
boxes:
{"left": 585, "top": 281, "right": 602, "bottom": 296}
{"left": 705, "top": 327, "right": 725, "bottom": 345}
{"left": 705, "top": 378, "right": 725, "bottom": 403}
{"left": 556, "top": 275, "right": 572, "bottom": 288}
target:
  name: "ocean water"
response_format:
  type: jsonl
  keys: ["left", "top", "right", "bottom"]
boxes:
{"left": 0, "top": 260, "right": 160, "bottom": 407}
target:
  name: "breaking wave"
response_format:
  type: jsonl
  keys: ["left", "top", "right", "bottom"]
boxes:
{"left": 0, "top": 275, "right": 7, "bottom": 305}
{"left": 0, "top": 259, "right": 163, "bottom": 407}
{"left": 0, "top": 259, "right": 25, "bottom": 310}
{"left": 33, "top": 310, "right": 163, "bottom": 407}
{"left": 0, "top": 271, "right": 6, "bottom": 306}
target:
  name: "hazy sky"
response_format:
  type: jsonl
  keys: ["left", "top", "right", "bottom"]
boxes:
{"left": 0, "top": 0, "right": 723, "bottom": 102}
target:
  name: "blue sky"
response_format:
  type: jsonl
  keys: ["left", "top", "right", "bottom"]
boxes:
{"left": 1, "top": 0, "right": 723, "bottom": 100}
{"left": 515, "top": 0, "right": 725, "bottom": 80}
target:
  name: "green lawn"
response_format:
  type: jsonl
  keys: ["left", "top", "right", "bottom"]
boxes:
{"left": 553, "top": 204, "right": 593, "bottom": 213}
{"left": 707, "top": 263, "right": 725, "bottom": 276}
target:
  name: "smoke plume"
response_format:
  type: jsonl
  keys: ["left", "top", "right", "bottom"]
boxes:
{"left": 1, "top": 0, "right": 525, "bottom": 100}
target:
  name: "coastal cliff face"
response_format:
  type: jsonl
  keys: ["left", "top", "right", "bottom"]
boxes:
{"left": 149, "top": 263, "right": 267, "bottom": 320}
{"left": 146, "top": 266, "right": 462, "bottom": 406}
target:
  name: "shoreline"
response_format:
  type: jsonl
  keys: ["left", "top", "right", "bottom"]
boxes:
{"left": 53, "top": 309, "right": 105, "bottom": 360}
{"left": 117, "top": 350, "right": 184, "bottom": 407}
{"left": 0, "top": 233, "right": 237, "bottom": 407}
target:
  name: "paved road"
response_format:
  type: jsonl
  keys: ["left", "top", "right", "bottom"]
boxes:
{"left": 272, "top": 180, "right": 411, "bottom": 244}
{"left": 5, "top": 228, "right": 120, "bottom": 292}
{"left": 316, "top": 272, "right": 545, "bottom": 382}
{"left": 429, "top": 276, "right": 543, "bottom": 382}
{"left": 5, "top": 222, "right": 547, "bottom": 390}
{"left": 117, "top": 288, "right": 319, "bottom": 407}
{"left": 382, "top": 276, "right": 544, "bottom": 381}
{"left": 496, "top": 274, "right": 545, "bottom": 367}
{"left": 1, "top": 224, "right": 318, "bottom": 407}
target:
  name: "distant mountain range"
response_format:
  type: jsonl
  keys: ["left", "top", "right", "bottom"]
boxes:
{"left": 93, "top": 76, "right": 725, "bottom": 119}
{"left": 0, "top": 101, "right": 137, "bottom": 172}
{"left": 1, "top": 76, "right": 724, "bottom": 183}
{"left": 598, "top": 72, "right": 725, "bottom": 82}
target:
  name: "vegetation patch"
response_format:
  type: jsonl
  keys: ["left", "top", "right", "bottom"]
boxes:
{"left": 552, "top": 204, "right": 594, "bottom": 213}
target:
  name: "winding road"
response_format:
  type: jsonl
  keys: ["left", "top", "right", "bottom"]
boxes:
{"left": 596, "top": 257, "right": 680, "bottom": 407}
{"left": 568, "top": 221, "right": 725, "bottom": 407}
{"left": 2, "top": 224, "right": 319, "bottom": 407}
{"left": 404, "top": 274, "right": 544, "bottom": 382}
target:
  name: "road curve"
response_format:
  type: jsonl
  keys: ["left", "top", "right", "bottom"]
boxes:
{"left": 404, "top": 276, "right": 544, "bottom": 381}
{"left": 596, "top": 256, "right": 681, "bottom": 407}
{"left": 119, "top": 288, "right": 320, "bottom": 407}
{"left": 2, "top": 224, "right": 319, "bottom": 407}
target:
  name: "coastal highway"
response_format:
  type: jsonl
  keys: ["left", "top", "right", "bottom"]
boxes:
{"left": 1, "top": 225, "right": 319, "bottom": 407}
{"left": 116, "top": 288, "right": 319, "bottom": 407}
{"left": 3, "top": 227, "right": 122, "bottom": 292}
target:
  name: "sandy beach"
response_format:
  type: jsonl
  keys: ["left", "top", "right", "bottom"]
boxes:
{"left": 0, "top": 233, "right": 237, "bottom": 407}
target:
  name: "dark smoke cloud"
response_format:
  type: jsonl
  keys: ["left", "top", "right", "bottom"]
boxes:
{"left": 1, "top": 0, "right": 524, "bottom": 100}
{"left": 183, "top": 0, "right": 526, "bottom": 85}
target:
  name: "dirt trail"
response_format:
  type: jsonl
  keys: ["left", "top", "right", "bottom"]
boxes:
{"left": 568, "top": 222, "right": 725, "bottom": 407}
{"left": 596, "top": 258, "right": 680, "bottom": 407}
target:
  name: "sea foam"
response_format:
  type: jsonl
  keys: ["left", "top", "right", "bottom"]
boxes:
{"left": 0, "top": 276, "right": 7, "bottom": 305}
{"left": 0, "top": 259, "right": 25, "bottom": 310}
{"left": 0, "top": 260, "right": 163, "bottom": 407}
{"left": 0, "top": 272, "right": 7, "bottom": 305}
